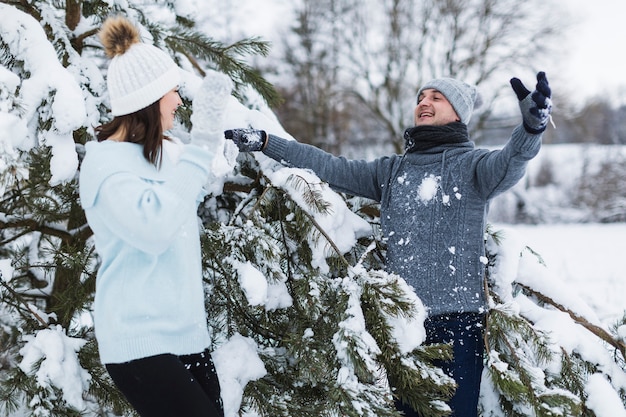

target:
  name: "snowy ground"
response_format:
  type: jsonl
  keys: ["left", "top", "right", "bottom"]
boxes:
{"left": 494, "top": 222, "right": 626, "bottom": 327}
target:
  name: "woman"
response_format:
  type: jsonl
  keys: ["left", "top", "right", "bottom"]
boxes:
{"left": 79, "top": 16, "right": 223, "bottom": 417}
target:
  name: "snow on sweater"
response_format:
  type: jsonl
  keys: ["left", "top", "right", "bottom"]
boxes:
{"left": 79, "top": 139, "right": 214, "bottom": 364}
{"left": 263, "top": 124, "right": 541, "bottom": 316}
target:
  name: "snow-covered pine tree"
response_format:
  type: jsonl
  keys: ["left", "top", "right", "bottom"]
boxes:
{"left": 0, "top": 1, "right": 276, "bottom": 415}
{"left": 0, "top": 1, "right": 454, "bottom": 416}
{"left": 197, "top": 153, "right": 457, "bottom": 417}
{"left": 481, "top": 226, "right": 626, "bottom": 416}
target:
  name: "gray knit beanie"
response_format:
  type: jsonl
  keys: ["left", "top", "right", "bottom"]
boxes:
{"left": 417, "top": 78, "right": 481, "bottom": 124}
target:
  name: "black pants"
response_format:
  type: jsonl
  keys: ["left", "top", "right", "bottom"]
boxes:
{"left": 106, "top": 349, "right": 224, "bottom": 417}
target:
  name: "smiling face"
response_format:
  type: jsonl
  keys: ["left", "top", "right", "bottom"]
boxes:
{"left": 414, "top": 89, "right": 460, "bottom": 126}
{"left": 159, "top": 87, "right": 182, "bottom": 131}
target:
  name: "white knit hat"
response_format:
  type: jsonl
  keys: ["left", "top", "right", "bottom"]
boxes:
{"left": 100, "top": 17, "right": 180, "bottom": 116}
{"left": 417, "top": 78, "right": 481, "bottom": 124}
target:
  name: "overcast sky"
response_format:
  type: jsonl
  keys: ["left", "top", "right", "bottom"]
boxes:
{"left": 560, "top": 0, "right": 626, "bottom": 103}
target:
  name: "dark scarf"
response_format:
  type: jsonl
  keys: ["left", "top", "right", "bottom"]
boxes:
{"left": 403, "top": 122, "right": 469, "bottom": 153}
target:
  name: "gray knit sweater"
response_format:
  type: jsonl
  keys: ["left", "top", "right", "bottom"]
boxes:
{"left": 263, "top": 124, "right": 541, "bottom": 316}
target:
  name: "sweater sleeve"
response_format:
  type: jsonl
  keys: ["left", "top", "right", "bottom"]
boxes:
{"left": 473, "top": 124, "right": 542, "bottom": 200}
{"left": 86, "top": 145, "right": 213, "bottom": 255}
{"left": 262, "top": 134, "right": 391, "bottom": 201}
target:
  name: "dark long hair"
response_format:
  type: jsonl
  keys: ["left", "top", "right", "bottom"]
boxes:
{"left": 95, "top": 100, "right": 165, "bottom": 167}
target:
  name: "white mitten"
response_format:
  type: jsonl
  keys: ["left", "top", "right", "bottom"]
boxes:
{"left": 190, "top": 70, "right": 233, "bottom": 145}
{"left": 190, "top": 71, "right": 237, "bottom": 186}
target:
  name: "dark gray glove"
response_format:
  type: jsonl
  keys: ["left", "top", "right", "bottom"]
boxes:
{"left": 510, "top": 71, "right": 552, "bottom": 134}
{"left": 224, "top": 128, "right": 267, "bottom": 152}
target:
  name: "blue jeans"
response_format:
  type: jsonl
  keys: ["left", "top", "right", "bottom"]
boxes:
{"left": 395, "top": 312, "right": 485, "bottom": 417}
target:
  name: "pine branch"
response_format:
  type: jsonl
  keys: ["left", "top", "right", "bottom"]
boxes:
{"left": 245, "top": 177, "right": 349, "bottom": 268}
{"left": 487, "top": 309, "right": 543, "bottom": 405}
{"left": 0, "top": 279, "right": 48, "bottom": 327}
{"left": 0, "top": 215, "right": 75, "bottom": 244}
{"left": 164, "top": 27, "right": 281, "bottom": 107}
{"left": 360, "top": 275, "right": 455, "bottom": 417}
{"left": 286, "top": 174, "right": 332, "bottom": 215}
{"left": 298, "top": 207, "right": 349, "bottom": 268}
{"left": 517, "top": 283, "right": 626, "bottom": 360}
{"left": 279, "top": 174, "right": 349, "bottom": 266}
{"left": 276, "top": 202, "right": 293, "bottom": 283}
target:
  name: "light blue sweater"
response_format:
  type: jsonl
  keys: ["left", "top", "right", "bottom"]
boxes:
{"left": 79, "top": 140, "right": 214, "bottom": 364}
{"left": 263, "top": 125, "right": 541, "bottom": 316}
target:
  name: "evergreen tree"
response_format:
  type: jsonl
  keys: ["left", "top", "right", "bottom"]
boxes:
{"left": 481, "top": 226, "right": 626, "bottom": 416}
{"left": 0, "top": 1, "right": 453, "bottom": 416}
{"left": 0, "top": 1, "right": 273, "bottom": 415}
{"left": 198, "top": 156, "right": 456, "bottom": 417}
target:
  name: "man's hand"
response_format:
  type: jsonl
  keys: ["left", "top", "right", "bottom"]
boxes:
{"left": 224, "top": 129, "right": 267, "bottom": 152}
{"left": 510, "top": 71, "right": 552, "bottom": 134}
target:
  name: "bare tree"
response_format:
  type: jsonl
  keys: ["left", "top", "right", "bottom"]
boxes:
{"left": 273, "top": 0, "right": 562, "bottom": 153}
{"left": 542, "top": 97, "right": 626, "bottom": 145}
{"left": 273, "top": 0, "right": 363, "bottom": 153}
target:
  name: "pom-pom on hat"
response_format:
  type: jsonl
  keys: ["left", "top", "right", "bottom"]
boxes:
{"left": 417, "top": 78, "right": 481, "bottom": 124}
{"left": 99, "top": 16, "right": 180, "bottom": 116}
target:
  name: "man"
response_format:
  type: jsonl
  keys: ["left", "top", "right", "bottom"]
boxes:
{"left": 224, "top": 72, "right": 552, "bottom": 417}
